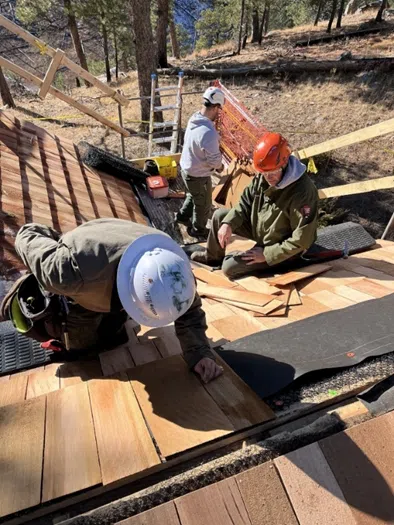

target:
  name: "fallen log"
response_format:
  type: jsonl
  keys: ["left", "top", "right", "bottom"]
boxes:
{"left": 295, "top": 26, "right": 382, "bottom": 47}
{"left": 158, "top": 57, "right": 394, "bottom": 78}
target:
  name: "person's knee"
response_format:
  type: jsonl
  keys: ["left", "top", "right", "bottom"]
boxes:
{"left": 222, "top": 255, "right": 246, "bottom": 280}
{"left": 212, "top": 207, "right": 229, "bottom": 226}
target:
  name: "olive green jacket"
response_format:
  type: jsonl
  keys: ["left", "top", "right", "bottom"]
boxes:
{"left": 223, "top": 164, "right": 318, "bottom": 266}
{"left": 15, "top": 218, "right": 214, "bottom": 368}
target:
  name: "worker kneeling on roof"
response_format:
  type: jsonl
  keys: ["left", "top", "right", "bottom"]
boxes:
{"left": 191, "top": 132, "right": 319, "bottom": 278}
{"left": 1, "top": 219, "right": 222, "bottom": 383}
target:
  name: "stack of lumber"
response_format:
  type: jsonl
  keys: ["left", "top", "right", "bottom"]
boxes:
{"left": 193, "top": 262, "right": 332, "bottom": 319}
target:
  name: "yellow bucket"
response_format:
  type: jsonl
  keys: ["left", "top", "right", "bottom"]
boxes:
{"left": 152, "top": 156, "right": 178, "bottom": 179}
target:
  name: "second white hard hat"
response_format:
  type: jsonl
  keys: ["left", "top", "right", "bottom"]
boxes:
{"left": 117, "top": 234, "right": 196, "bottom": 327}
{"left": 203, "top": 86, "right": 225, "bottom": 108}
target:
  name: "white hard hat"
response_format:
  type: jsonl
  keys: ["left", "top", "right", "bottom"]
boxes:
{"left": 203, "top": 86, "right": 225, "bottom": 108}
{"left": 117, "top": 234, "right": 196, "bottom": 328}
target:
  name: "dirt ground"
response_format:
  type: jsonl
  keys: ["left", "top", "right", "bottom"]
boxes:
{"left": 5, "top": 11, "right": 394, "bottom": 239}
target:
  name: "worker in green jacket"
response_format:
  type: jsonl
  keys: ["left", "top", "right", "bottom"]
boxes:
{"left": 191, "top": 132, "right": 319, "bottom": 279}
{"left": 2, "top": 218, "right": 222, "bottom": 383}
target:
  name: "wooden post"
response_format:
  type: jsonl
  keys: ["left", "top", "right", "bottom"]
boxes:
{"left": 38, "top": 49, "right": 65, "bottom": 99}
{"left": 118, "top": 103, "right": 126, "bottom": 158}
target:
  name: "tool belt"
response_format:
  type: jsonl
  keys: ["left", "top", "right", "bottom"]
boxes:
{"left": 1, "top": 273, "right": 70, "bottom": 349}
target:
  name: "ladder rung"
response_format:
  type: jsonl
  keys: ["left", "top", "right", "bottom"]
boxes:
{"left": 155, "top": 85, "right": 178, "bottom": 92}
{"left": 152, "top": 137, "right": 172, "bottom": 144}
{"left": 153, "top": 121, "right": 177, "bottom": 128}
{"left": 154, "top": 105, "right": 179, "bottom": 111}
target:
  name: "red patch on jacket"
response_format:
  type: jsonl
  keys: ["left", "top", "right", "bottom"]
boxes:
{"left": 300, "top": 205, "right": 311, "bottom": 218}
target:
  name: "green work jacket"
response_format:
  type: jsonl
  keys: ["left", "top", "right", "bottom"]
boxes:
{"left": 15, "top": 218, "right": 213, "bottom": 368}
{"left": 223, "top": 171, "right": 319, "bottom": 266}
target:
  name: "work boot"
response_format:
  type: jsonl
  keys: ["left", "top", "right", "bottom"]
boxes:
{"left": 187, "top": 225, "right": 209, "bottom": 239}
{"left": 174, "top": 212, "right": 191, "bottom": 226}
{"left": 191, "top": 250, "right": 222, "bottom": 267}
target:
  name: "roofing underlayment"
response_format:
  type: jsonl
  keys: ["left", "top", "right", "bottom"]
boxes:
{"left": 1, "top": 114, "right": 394, "bottom": 523}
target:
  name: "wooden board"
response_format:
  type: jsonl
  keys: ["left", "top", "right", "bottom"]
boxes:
{"left": 275, "top": 443, "right": 357, "bottom": 525}
{"left": 212, "top": 315, "right": 264, "bottom": 341}
{"left": 288, "top": 284, "right": 303, "bottom": 306}
{"left": 318, "top": 176, "right": 394, "bottom": 199}
{"left": 203, "top": 352, "right": 275, "bottom": 429}
{"left": 119, "top": 501, "right": 181, "bottom": 525}
{"left": 175, "top": 477, "right": 252, "bottom": 525}
{"left": 309, "top": 290, "right": 355, "bottom": 309}
{"left": 236, "top": 275, "right": 281, "bottom": 295}
{"left": 58, "top": 359, "right": 103, "bottom": 388}
{"left": 298, "top": 117, "right": 394, "bottom": 160}
{"left": 128, "top": 356, "right": 234, "bottom": 457}
{"left": 220, "top": 297, "right": 284, "bottom": 316}
{"left": 0, "top": 374, "right": 28, "bottom": 407}
{"left": 99, "top": 347, "right": 135, "bottom": 376}
{"left": 192, "top": 267, "right": 237, "bottom": 288}
{"left": 197, "top": 281, "right": 275, "bottom": 307}
{"left": 39, "top": 48, "right": 65, "bottom": 99}
{"left": 347, "top": 279, "right": 393, "bottom": 298}
{"left": 319, "top": 410, "right": 394, "bottom": 524}
{"left": 129, "top": 342, "right": 162, "bottom": 366}
{"left": 0, "top": 396, "right": 45, "bottom": 518}
{"left": 236, "top": 461, "right": 298, "bottom": 525}
{"left": 89, "top": 375, "right": 160, "bottom": 485}
{"left": 269, "top": 263, "right": 332, "bottom": 286}
{"left": 26, "top": 362, "right": 61, "bottom": 399}
{"left": 333, "top": 285, "right": 375, "bottom": 303}
{"left": 42, "top": 383, "right": 101, "bottom": 501}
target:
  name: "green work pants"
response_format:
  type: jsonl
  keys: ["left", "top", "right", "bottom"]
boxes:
{"left": 178, "top": 171, "right": 212, "bottom": 232}
{"left": 206, "top": 208, "right": 270, "bottom": 279}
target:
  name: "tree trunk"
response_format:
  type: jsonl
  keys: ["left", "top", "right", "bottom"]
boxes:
{"left": 156, "top": 0, "right": 169, "bottom": 68}
{"left": 114, "top": 30, "right": 119, "bottom": 80}
{"left": 0, "top": 67, "right": 15, "bottom": 108}
{"left": 327, "top": 0, "right": 338, "bottom": 33}
{"left": 235, "top": 0, "right": 246, "bottom": 55}
{"left": 376, "top": 0, "right": 388, "bottom": 22}
{"left": 251, "top": 8, "right": 260, "bottom": 42}
{"left": 242, "top": 8, "right": 250, "bottom": 49}
{"left": 264, "top": 4, "right": 270, "bottom": 34}
{"left": 169, "top": 18, "right": 180, "bottom": 58}
{"left": 336, "top": 0, "right": 346, "bottom": 27}
{"left": 129, "top": 0, "right": 160, "bottom": 126}
{"left": 314, "top": 0, "right": 324, "bottom": 25}
{"left": 258, "top": 6, "right": 267, "bottom": 44}
{"left": 101, "top": 17, "right": 111, "bottom": 82}
{"left": 158, "top": 57, "right": 394, "bottom": 77}
{"left": 63, "top": 0, "right": 91, "bottom": 86}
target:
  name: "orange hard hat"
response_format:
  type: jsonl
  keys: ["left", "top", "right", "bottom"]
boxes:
{"left": 253, "top": 132, "right": 291, "bottom": 173}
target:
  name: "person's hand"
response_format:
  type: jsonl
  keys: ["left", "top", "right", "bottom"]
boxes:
{"left": 217, "top": 163, "right": 225, "bottom": 173}
{"left": 241, "top": 246, "right": 266, "bottom": 265}
{"left": 218, "top": 223, "right": 232, "bottom": 249}
{"left": 194, "top": 358, "right": 223, "bottom": 383}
